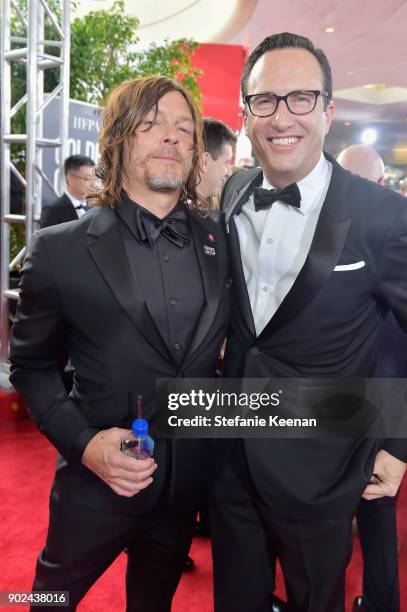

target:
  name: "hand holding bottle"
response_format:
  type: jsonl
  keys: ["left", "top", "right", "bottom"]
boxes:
{"left": 81, "top": 426, "right": 157, "bottom": 497}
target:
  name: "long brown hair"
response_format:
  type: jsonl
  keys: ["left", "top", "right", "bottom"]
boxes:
{"left": 93, "top": 76, "right": 204, "bottom": 208}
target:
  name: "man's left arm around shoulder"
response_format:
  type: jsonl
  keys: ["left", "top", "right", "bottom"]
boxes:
{"left": 364, "top": 199, "right": 407, "bottom": 499}
{"left": 362, "top": 449, "right": 406, "bottom": 500}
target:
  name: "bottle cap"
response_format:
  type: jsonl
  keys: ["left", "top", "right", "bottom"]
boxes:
{"left": 132, "top": 418, "right": 148, "bottom": 437}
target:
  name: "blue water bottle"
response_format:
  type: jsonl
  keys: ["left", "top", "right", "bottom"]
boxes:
{"left": 121, "top": 418, "right": 155, "bottom": 459}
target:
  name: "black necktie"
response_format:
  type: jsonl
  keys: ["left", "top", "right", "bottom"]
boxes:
{"left": 135, "top": 206, "right": 190, "bottom": 249}
{"left": 253, "top": 182, "right": 301, "bottom": 212}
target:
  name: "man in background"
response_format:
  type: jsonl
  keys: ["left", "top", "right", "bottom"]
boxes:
{"left": 198, "top": 118, "right": 236, "bottom": 204}
{"left": 338, "top": 144, "right": 403, "bottom": 612}
{"left": 40, "top": 154, "right": 96, "bottom": 228}
{"left": 399, "top": 177, "right": 407, "bottom": 197}
{"left": 336, "top": 144, "right": 384, "bottom": 185}
{"left": 40, "top": 155, "right": 97, "bottom": 390}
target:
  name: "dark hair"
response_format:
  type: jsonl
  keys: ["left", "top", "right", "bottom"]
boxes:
{"left": 93, "top": 76, "right": 203, "bottom": 208}
{"left": 241, "top": 32, "right": 332, "bottom": 103}
{"left": 64, "top": 155, "right": 95, "bottom": 176}
{"left": 203, "top": 118, "right": 237, "bottom": 160}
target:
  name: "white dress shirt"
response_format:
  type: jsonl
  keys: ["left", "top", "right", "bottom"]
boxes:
{"left": 65, "top": 191, "right": 87, "bottom": 218}
{"left": 235, "top": 153, "right": 332, "bottom": 336}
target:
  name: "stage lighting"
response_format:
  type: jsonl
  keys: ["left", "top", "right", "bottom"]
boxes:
{"left": 361, "top": 128, "right": 377, "bottom": 145}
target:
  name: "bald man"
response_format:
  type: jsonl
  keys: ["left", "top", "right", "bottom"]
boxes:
{"left": 337, "top": 144, "right": 385, "bottom": 185}
{"left": 338, "top": 145, "right": 402, "bottom": 612}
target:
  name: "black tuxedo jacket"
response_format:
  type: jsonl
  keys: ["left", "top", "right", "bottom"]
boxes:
{"left": 375, "top": 312, "right": 407, "bottom": 377}
{"left": 10, "top": 204, "right": 231, "bottom": 517}
{"left": 220, "top": 151, "right": 407, "bottom": 520}
{"left": 40, "top": 193, "right": 80, "bottom": 228}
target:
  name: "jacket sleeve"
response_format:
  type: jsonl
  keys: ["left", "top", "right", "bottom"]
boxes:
{"left": 377, "top": 204, "right": 407, "bottom": 462}
{"left": 9, "top": 231, "right": 98, "bottom": 463}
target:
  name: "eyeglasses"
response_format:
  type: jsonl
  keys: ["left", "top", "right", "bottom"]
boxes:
{"left": 69, "top": 174, "right": 96, "bottom": 183}
{"left": 244, "top": 90, "right": 329, "bottom": 117}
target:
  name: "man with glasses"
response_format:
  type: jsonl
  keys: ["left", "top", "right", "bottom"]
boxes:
{"left": 211, "top": 32, "right": 407, "bottom": 612}
{"left": 40, "top": 154, "right": 96, "bottom": 228}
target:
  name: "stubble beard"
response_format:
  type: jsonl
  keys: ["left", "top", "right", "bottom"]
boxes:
{"left": 141, "top": 152, "right": 192, "bottom": 193}
{"left": 147, "top": 173, "right": 185, "bottom": 193}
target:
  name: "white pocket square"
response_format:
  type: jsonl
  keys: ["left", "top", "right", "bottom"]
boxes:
{"left": 334, "top": 261, "right": 365, "bottom": 271}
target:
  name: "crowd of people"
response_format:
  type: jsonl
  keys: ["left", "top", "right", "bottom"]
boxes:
{"left": 7, "top": 31, "right": 407, "bottom": 612}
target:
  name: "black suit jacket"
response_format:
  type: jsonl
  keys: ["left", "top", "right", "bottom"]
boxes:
{"left": 375, "top": 312, "right": 407, "bottom": 377}
{"left": 220, "top": 151, "right": 407, "bottom": 519}
{"left": 40, "top": 193, "right": 80, "bottom": 228}
{"left": 10, "top": 204, "right": 231, "bottom": 517}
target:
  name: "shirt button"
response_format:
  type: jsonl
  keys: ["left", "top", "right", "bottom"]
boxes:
{"left": 262, "top": 286, "right": 269, "bottom": 293}
{"left": 163, "top": 254, "right": 169, "bottom": 262}
{"left": 267, "top": 238, "right": 273, "bottom": 244}
{"left": 174, "top": 343, "right": 181, "bottom": 351}
{"left": 170, "top": 298, "right": 176, "bottom": 306}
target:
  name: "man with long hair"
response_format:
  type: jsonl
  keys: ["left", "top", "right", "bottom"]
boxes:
{"left": 10, "top": 76, "right": 230, "bottom": 611}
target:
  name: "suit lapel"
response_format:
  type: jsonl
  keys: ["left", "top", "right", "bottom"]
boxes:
{"left": 229, "top": 217, "right": 256, "bottom": 337}
{"left": 225, "top": 168, "right": 263, "bottom": 227}
{"left": 226, "top": 170, "right": 263, "bottom": 338}
{"left": 86, "top": 207, "right": 173, "bottom": 363}
{"left": 62, "top": 194, "right": 79, "bottom": 220}
{"left": 260, "top": 153, "right": 352, "bottom": 338}
{"left": 180, "top": 212, "right": 223, "bottom": 366}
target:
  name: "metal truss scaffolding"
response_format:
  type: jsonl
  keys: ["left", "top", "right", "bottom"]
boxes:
{"left": 0, "top": 0, "right": 70, "bottom": 373}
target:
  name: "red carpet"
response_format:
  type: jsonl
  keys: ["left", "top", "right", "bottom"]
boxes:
{"left": 0, "top": 415, "right": 406, "bottom": 611}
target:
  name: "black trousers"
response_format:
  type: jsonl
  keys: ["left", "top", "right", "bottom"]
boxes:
{"left": 356, "top": 495, "right": 399, "bottom": 612}
{"left": 211, "top": 441, "right": 353, "bottom": 612}
{"left": 31, "top": 489, "right": 194, "bottom": 611}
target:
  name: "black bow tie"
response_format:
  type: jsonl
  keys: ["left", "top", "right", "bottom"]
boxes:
{"left": 253, "top": 183, "right": 301, "bottom": 212}
{"left": 135, "top": 206, "right": 190, "bottom": 249}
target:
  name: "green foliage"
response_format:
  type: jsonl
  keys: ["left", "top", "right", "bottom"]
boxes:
{"left": 69, "top": 1, "right": 201, "bottom": 105}
{"left": 10, "top": 0, "right": 202, "bottom": 119}
{"left": 69, "top": 0, "right": 140, "bottom": 103}
{"left": 9, "top": 225, "right": 26, "bottom": 267}
{"left": 135, "top": 38, "right": 202, "bottom": 105}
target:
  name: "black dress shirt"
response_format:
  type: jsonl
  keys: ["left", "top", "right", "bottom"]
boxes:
{"left": 115, "top": 195, "right": 204, "bottom": 364}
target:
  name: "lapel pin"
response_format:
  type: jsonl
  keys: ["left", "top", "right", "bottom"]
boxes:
{"left": 208, "top": 233, "right": 215, "bottom": 242}
{"left": 204, "top": 245, "right": 216, "bottom": 256}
